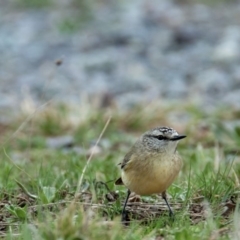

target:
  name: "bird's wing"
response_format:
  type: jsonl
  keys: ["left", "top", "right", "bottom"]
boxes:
{"left": 120, "top": 150, "right": 133, "bottom": 169}
{"left": 115, "top": 150, "right": 134, "bottom": 185}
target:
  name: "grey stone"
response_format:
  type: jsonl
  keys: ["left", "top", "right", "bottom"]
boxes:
{"left": 46, "top": 135, "right": 74, "bottom": 149}
{"left": 0, "top": 1, "right": 240, "bottom": 114}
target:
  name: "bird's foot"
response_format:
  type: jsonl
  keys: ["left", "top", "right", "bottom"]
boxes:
{"left": 121, "top": 211, "right": 130, "bottom": 226}
{"left": 169, "top": 210, "right": 175, "bottom": 221}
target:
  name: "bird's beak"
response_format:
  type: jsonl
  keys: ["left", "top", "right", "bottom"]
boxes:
{"left": 170, "top": 135, "right": 186, "bottom": 141}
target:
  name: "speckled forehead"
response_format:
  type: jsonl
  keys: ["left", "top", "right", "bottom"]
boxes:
{"left": 152, "top": 127, "right": 178, "bottom": 136}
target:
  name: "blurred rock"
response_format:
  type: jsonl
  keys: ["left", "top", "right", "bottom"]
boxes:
{"left": 194, "top": 68, "right": 230, "bottom": 97}
{"left": 223, "top": 90, "right": 240, "bottom": 109}
{"left": 87, "top": 145, "right": 102, "bottom": 157}
{"left": 172, "top": 25, "right": 199, "bottom": 46}
{"left": 0, "top": 1, "right": 240, "bottom": 113}
{"left": 46, "top": 135, "right": 74, "bottom": 149}
{"left": 212, "top": 26, "right": 240, "bottom": 63}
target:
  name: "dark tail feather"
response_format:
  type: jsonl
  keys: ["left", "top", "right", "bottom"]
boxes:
{"left": 115, "top": 177, "right": 124, "bottom": 185}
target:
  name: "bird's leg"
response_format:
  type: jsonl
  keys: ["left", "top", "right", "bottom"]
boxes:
{"left": 121, "top": 189, "right": 131, "bottom": 223}
{"left": 162, "top": 191, "right": 174, "bottom": 218}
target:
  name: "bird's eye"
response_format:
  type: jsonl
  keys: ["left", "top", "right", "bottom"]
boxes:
{"left": 154, "top": 135, "right": 166, "bottom": 141}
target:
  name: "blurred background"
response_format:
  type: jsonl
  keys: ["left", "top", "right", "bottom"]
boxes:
{"left": 1, "top": 2, "right": 240, "bottom": 237}
{"left": 1, "top": 0, "right": 240, "bottom": 120}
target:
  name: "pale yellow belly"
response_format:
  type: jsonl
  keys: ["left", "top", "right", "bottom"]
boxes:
{"left": 121, "top": 155, "right": 182, "bottom": 195}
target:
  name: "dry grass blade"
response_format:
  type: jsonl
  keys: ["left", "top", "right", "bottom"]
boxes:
{"left": 3, "top": 148, "right": 32, "bottom": 179}
{"left": 1, "top": 101, "right": 52, "bottom": 180}
{"left": 74, "top": 116, "right": 111, "bottom": 199}
{"left": 209, "top": 227, "right": 230, "bottom": 240}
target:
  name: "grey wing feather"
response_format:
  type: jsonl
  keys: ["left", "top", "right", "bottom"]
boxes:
{"left": 120, "top": 151, "right": 133, "bottom": 169}
{"left": 115, "top": 152, "right": 133, "bottom": 186}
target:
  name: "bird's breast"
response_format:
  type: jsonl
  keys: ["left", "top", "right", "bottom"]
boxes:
{"left": 121, "top": 153, "right": 182, "bottom": 195}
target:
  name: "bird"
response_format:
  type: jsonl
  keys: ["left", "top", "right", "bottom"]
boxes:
{"left": 115, "top": 126, "right": 186, "bottom": 222}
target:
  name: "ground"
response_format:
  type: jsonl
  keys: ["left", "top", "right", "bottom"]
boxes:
{"left": 0, "top": 102, "right": 240, "bottom": 239}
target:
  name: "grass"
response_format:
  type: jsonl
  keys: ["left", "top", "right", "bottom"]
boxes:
{"left": 0, "top": 102, "right": 240, "bottom": 239}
